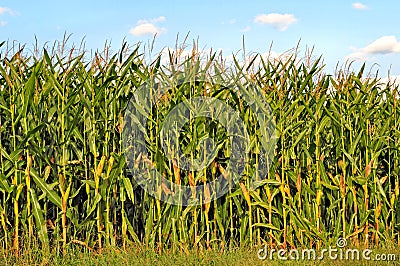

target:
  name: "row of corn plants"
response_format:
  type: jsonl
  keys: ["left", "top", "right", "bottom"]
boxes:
{"left": 0, "top": 40, "right": 399, "bottom": 256}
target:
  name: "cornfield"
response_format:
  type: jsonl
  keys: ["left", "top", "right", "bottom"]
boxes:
{"left": 0, "top": 39, "right": 399, "bottom": 257}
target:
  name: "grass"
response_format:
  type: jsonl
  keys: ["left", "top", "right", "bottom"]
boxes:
{"left": 1, "top": 243, "right": 400, "bottom": 265}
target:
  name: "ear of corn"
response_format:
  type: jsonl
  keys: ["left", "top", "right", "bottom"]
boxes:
{"left": 0, "top": 40, "right": 399, "bottom": 255}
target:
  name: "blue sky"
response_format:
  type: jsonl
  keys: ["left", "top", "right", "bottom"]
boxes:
{"left": 1, "top": 1, "right": 400, "bottom": 78}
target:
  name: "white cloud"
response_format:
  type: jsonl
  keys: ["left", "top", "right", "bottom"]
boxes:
{"left": 130, "top": 23, "right": 164, "bottom": 36}
{"left": 254, "top": 13, "right": 297, "bottom": 31}
{"left": 0, "top": 7, "right": 13, "bottom": 26}
{"left": 346, "top": 36, "right": 400, "bottom": 60}
{"left": 241, "top": 26, "right": 251, "bottom": 32}
{"left": 137, "top": 16, "right": 166, "bottom": 25}
{"left": 0, "top": 7, "right": 13, "bottom": 16}
{"left": 129, "top": 16, "right": 167, "bottom": 37}
{"left": 363, "top": 36, "right": 400, "bottom": 54}
{"left": 151, "top": 16, "right": 166, "bottom": 23}
{"left": 345, "top": 51, "right": 368, "bottom": 61}
{"left": 381, "top": 75, "right": 400, "bottom": 87}
{"left": 352, "top": 3, "right": 368, "bottom": 10}
{"left": 221, "top": 19, "right": 236, "bottom": 25}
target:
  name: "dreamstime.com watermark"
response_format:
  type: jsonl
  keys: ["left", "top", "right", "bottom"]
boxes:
{"left": 257, "top": 238, "right": 399, "bottom": 262}
{"left": 122, "top": 74, "right": 277, "bottom": 206}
